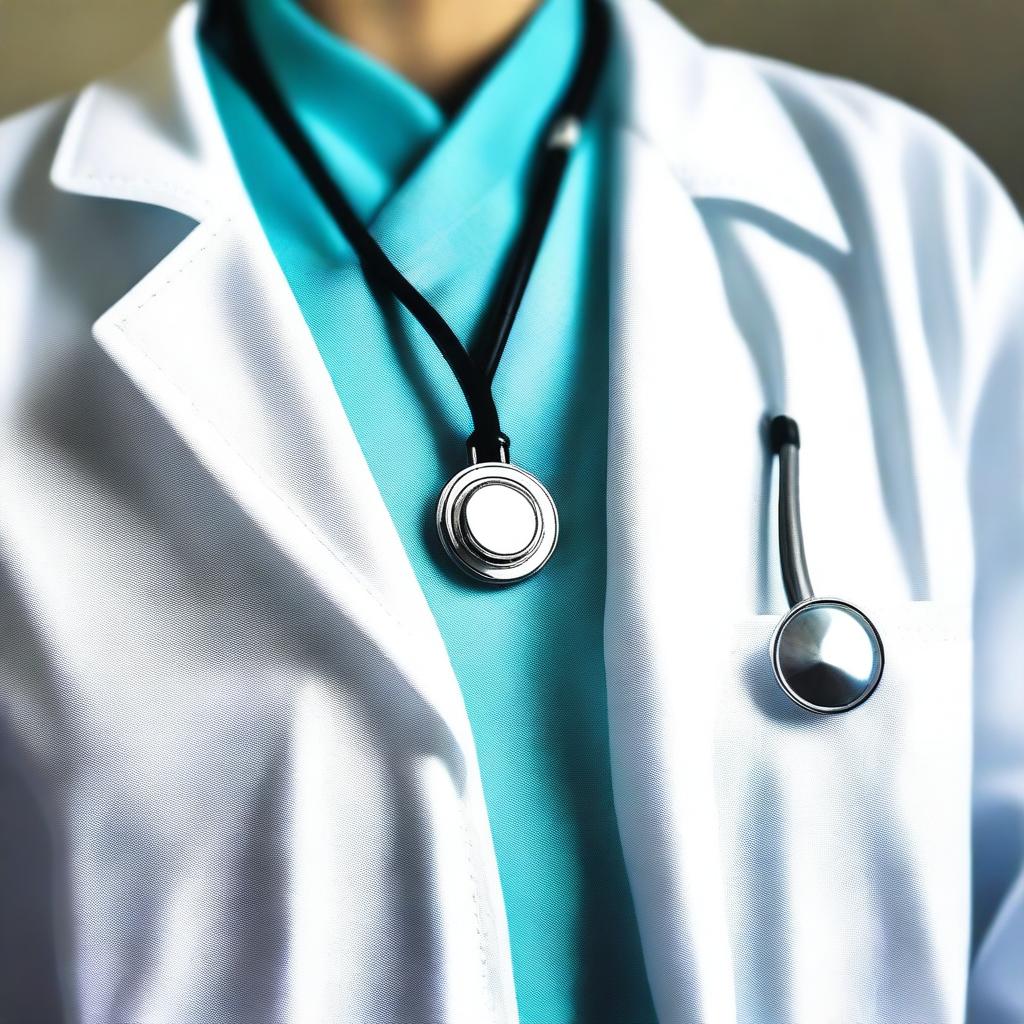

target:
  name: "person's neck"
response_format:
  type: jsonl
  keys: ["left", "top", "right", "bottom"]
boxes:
{"left": 302, "top": 0, "right": 542, "bottom": 106}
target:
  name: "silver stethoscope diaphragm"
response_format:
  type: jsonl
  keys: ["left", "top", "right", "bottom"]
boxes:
{"left": 437, "top": 447, "right": 558, "bottom": 584}
{"left": 769, "top": 416, "right": 884, "bottom": 713}
{"left": 771, "top": 598, "right": 884, "bottom": 714}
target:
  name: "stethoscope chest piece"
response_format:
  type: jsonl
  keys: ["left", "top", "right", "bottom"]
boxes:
{"left": 771, "top": 598, "right": 884, "bottom": 714}
{"left": 436, "top": 462, "right": 558, "bottom": 583}
{"left": 768, "top": 415, "right": 884, "bottom": 714}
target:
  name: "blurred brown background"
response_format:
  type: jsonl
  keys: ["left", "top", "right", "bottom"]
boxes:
{"left": 2, "top": 0, "right": 1022, "bottom": 204}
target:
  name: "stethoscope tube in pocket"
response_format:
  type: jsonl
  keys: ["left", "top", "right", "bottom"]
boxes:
{"left": 769, "top": 416, "right": 884, "bottom": 714}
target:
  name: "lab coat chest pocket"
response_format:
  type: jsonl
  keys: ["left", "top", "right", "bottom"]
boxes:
{"left": 713, "top": 599, "right": 973, "bottom": 1023}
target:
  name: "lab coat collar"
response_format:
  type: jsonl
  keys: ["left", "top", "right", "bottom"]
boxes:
{"left": 606, "top": 0, "right": 848, "bottom": 252}
{"left": 51, "top": 1, "right": 230, "bottom": 222}
{"left": 51, "top": 0, "right": 849, "bottom": 251}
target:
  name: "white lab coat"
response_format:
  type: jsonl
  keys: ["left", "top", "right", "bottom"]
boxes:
{"left": 0, "top": 0, "right": 1021, "bottom": 1021}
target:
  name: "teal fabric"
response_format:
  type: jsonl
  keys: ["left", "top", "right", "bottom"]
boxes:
{"left": 200, "top": 2, "right": 657, "bottom": 1020}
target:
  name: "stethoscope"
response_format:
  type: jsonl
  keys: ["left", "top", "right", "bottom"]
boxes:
{"left": 213, "top": 1, "right": 883, "bottom": 713}
{"left": 768, "top": 415, "right": 884, "bottom": 712}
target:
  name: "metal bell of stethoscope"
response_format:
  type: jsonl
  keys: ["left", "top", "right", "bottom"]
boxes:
{"left": 436, "top": 433, "right": 559, "bottom": 584}
{"left": 769, "top": 416, "right": 884, "bottom": 713}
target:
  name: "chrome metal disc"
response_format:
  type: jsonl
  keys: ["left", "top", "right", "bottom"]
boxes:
{"left": 770, "top": 598, "right": 884, "bottom": 714}
{"left": 436, "top": 462, "right": 558, "bottom": 583}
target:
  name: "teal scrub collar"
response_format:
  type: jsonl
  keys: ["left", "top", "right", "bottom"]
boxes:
{"left": 243, "top": 0, "right": 585, "bottom": 233}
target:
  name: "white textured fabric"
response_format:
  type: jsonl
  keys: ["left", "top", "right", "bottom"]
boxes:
{"left": 0, "top": 1, "right": 1021, "bottom": 1021}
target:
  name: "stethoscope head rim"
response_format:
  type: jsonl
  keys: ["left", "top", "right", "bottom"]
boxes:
{"left": 770, "top": 597, "right": 884, "bottom": 714}
{"left": 436, "top": 461, "right": 559, "bottom": 583}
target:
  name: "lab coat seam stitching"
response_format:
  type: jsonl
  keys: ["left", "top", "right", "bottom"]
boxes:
{"left": 108, "top": 222, "right": 428, "bottom": 644}
{"left": 115, "top": 222, "right": 227, "bottom": 316}
{"left": 113, "top": 325, "right": 419, "bottom": 634}
{"left": 76, "top": 170, "right": 214, "bottom": 210}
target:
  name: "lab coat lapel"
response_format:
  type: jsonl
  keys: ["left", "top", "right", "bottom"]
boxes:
{"left": 95, "top": 215, "right": 468, "bottom": 704}
{"left": 603, "top": 2, "right": 850, "bottom": 1020}
{"left": 50, "top": 4, "right": 476, "bottom": 759}
{"left": 50, "top": 13, "right": 520, "bottom": 1015}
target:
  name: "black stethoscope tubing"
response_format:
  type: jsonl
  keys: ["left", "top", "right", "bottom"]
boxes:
{"left": 210, "top": 0, "right": 610, "bottom": 465}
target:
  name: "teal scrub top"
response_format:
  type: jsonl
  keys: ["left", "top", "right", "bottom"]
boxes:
{"left": 200, "top": 2, "right": 657, "bottom": 1020}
